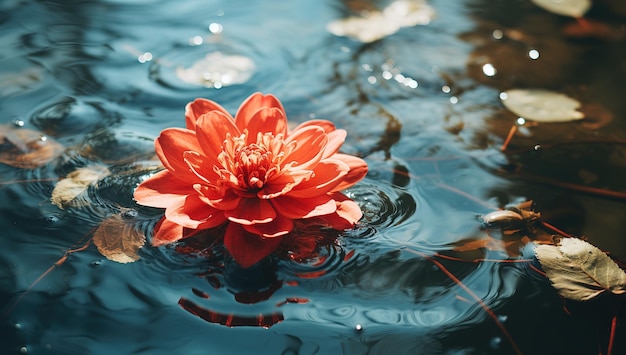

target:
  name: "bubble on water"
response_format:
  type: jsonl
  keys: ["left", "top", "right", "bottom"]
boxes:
{"left": 209, "top": 23, "right": 223, "bottom": 34}
{"left": 121, "top": 209, "right": 138, "bottom": 219}
{"left": 19, "top": 346, "right": 28, "bottom": 354}
{"left": 492, "top": 29, "right": 503, "bottom": 39}
{"left": 90, "top": 259, "right": 104, "bottom": 268}
{"left": 449, "top": 96, "right": 458, "bottom": 104}
{"left": 355, "top": 324, "right": 363, "bottom": 331}
{"left": 498, "top": 314, "right": 508, "bottom": 323}
{"left": 528, "top": 49, "right": 540, "bottom": 60}
{"left": 482, "top": 63, "right": 497, "bottom": 77}
{"left": 441, "top": 85, "right": 451, "bottom": 94}
{"left": 14, "top": 322, "right": 21, "bottom": 329}
{"left": 14, "top": 119, "right": 24, "bottom": 127}
{"left": 534, "top": 144, "right": 541, "bottom": 151}
{"left": 490, "top": 337, "right": 502, "bottom": 349}
{"left": 499, "top": 92, "right": 508, "bottom": 100}
{"left": 516, "top": 117, "right": 526, "bottom": 125}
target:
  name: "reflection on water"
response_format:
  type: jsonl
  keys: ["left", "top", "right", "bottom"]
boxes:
{"left": 1, "top": 0, "right": 626, "bottom": 353}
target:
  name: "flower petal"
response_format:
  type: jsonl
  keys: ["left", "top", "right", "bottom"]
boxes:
{"left": 283, "top": 126, "right": 327, "bottom": 170}
{"left": 287, "top": 159, "right": 349, "bottom": 198}
{"left": 234, "top": 93, "right": 287, "bottom": 136}
{"left": 243, "top": 213, "right": 293, "bottom": 238}
{"left": 259, "top": 168, "right": 313, "bottom": 199}
{"left": 195, "top": 110, "right": 241, "bottom": 160}
{"left": 183, "top": 151, "right": 220, "bottom": 184}
{"left": 310, "top": 192, "right": 363, "bottom": 230}
{"left": 193, "top": 183, "right": 241, "bottom": 211}
{"left": 225, "top": 198, "right": 276, "bottom": 225}
{"left": 245, "top": 107, "right": 287, "bottom": 144}
{"left": 330, "top": 153, "right": 368, "bottom": 191}
{"left": 291, "top": 120, "right": 346, "bottom": 158}
{"left": 151, "top": 217, "right": 184, "bottom": 246}
{"left": 185, "top": 98, "right": 232, "bottom": 130}
{"left": 165, "top": 194, "right": 227, "bottom": 229}
{"left": 223, "top": 223, "right": 284, "bottom": 268}
{"left": 134, "top": 170, "right": 195, "bottom": 208}
{"left": 272, "top": 194, "right": 336, "bottom": 219}
{"left": 155, "top": 128, "right": 203, "bottom": 183}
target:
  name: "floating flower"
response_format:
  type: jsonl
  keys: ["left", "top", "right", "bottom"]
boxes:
{"left": 134, "top": 93, "right": 368, "bottom": 268}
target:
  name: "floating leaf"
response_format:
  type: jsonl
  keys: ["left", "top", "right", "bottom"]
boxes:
{"left": 51, "top": 165, "right": 111, "bottom": 209}
{"left": 501, "top": 89, "right": 584, "bottom": 122}
{"left": 535, "top": 237, "right": 626, "bottom": 301}
{"left": 327, "top": 0, "right": 435, "bottom": 43}
{"left": 531, "top": 0, "right": 591, "bottom": 18}
{"left": 175, "top": 52, "right": 255, "bottom": 88}
{"left": 0, "top": 125, "right": 64, "bottom": 169}
{"left": 93, "top": 213, "right": 146, "bottom": 263}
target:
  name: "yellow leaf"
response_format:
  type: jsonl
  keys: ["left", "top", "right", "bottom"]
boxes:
{"left": 51, "top": 165, "right": 111, "bottom": 209}
{"left": 501, "top": 89, "right": 584, "bottom": 123}
{"left": 93, "top": 213, "right": 146, "bottom": 264}
{"left": 531, "top": 0, "right": 591, "bottom": 18}
{"left": 535, "top": 237, "right": 626, "bottom": 301}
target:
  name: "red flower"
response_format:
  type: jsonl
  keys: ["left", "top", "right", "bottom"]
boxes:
{"left": 134, "top": 93, "right": 368, "bottom": 268}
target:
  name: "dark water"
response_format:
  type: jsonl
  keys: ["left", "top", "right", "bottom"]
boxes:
{"left": 1, "top": 0, "right": 626, "bottom": 354}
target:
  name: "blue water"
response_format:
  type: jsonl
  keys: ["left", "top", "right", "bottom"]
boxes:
{"left": 1, "top": 0, "right": 626, "bottom": 353}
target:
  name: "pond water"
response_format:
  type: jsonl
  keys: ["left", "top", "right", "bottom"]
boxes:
{"left": 1, "top": 0, "right": 626, "bottom": 354}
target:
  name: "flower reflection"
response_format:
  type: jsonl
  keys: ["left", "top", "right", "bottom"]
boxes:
{"left": 134, "top": 93, "right": 368, "bottom": 268}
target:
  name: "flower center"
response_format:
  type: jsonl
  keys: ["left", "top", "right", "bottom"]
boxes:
{"left": 216, "top": 130, "right": 293, "bottom": 196}
{"left": 235, "top": 143, "right": 271, "bottom": 189}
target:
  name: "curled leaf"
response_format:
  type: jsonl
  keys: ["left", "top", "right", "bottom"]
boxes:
{"left": 531, "top": 0, "right": 591, "bottom": 18}
{"left": 0, "top": 125, "right": 64, "bottom": 169}
{"left": 51, "top": 165, "right": 111, "bottom": 209}
{"left": 501, "top": 89, "right": 584, "bottom": 122}
{"left": 93, "top": 212, "right": 146, "bottom": 263}
{"left": 535, "top": 237, "right": 626, "bottom": 301}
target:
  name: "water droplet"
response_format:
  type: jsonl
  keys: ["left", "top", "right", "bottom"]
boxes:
{"left": 449, "top": 96, "right": 458, "bottom": 104}
{"left": 516, "top": 117, "right": 526, "bottom": 125}
{"left": 138, "top": 52, "right": 153, "bottom": 63}
{"left": 367, "top": 76, "right": 377, "bottom": 84}
{"left": 42, "top": 215, "right": 59, "bottom": 225}
{"left": 14, "top": 120, "right": 24, "bottom": 127}
{"left": 209, "top": 23, "right": 223, "bottom": 34}
{"left": 492, "top": 29, "right": 504, "bottom": 40}
{"left": 528, "top": 49, "right": 540, "bottom": 60}
{"left": 189, "top": 35, "right": 203, "bottom": 46}
{"left": 534, "top": 144, "right": 541, "bottom": 151}
{"left": 441, "top": 85, "right": 451, "bottom": 94}
{"left": 19, "top": 346, "right": 28, "bottom": 354}
{"left": 90, "top": 259, "right": 104, "bottom": 268}
{"left": 39, "top": 135, "right": 47, "bottom": 142}
{"left": 355, "top": 324, "right": 363, "bottom": 331}
{"left": 121, "top": 209, "right": 138, "bottom": 219}
{"left": 482, "top": 63, "right": 497, "bottom": 77}
{"left": 498, "top": 314, "right": 508, "bottom": 323}
{"left": 490, "top": 337, "right": 502, "bottom": 349}
{"left": 14, "top": 323, "right": 21, "bottom": 329}
{"left": 499, "top": 92, "right": 508, "bottom": 100}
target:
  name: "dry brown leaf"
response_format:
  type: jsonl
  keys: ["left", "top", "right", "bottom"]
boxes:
{"left": 93, "top": 213, "right": 145, "bottom": 263}
{"left": 0, "top": 125, "right": 64, "bottom": 169}
{"left": 535, "top": 237, "right": 626, "bottom": 301}
{"left": 51, "top": 165, "right": 111, "bottom": 209}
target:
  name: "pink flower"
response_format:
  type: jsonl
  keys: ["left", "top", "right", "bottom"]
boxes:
{"left": 134, "top": 93, "right": 368, "bottom": 268}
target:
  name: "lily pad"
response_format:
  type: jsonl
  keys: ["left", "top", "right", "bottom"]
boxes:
{"left": 531, "top": 0, "right": 591, "bottom": 18}
{"left": 535, "top": 237, "right": 626, "bottom": 301}
{"left": 500, "top": 89, "right": 584, "bottom": 122}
